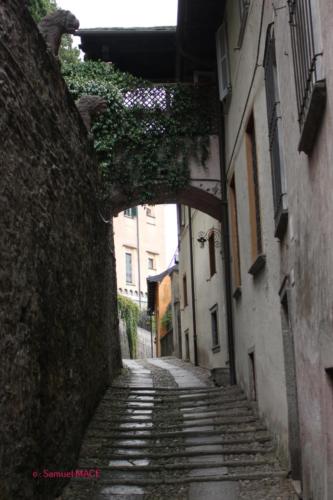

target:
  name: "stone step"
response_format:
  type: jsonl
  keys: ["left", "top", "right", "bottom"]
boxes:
{"left": 94, "top": 470, "right": 288, "bottom": 485}
{"left": 88, "top": 426, "right": 268, "bottom": 440}
{"left": 85, "top": 428, "right": 271, "bottom": 443}
{"left": 103, "top": 458, "right": 277, "bottom": 470}
{"left": 111, "top": 385, "right": 242, "bottom": 395}
{"left": 107, "top": 393, "right": 247, "bottom": 404}
{"left": 106, "top": 446, "right": 275, "bottom": 460}
{"left": 91, "top": 416, "right": 267, "bottom": 432}
{"left": 90, "top": 435, "right": 271, "bottom": 449}
{"left": 99, "top": 464, "right": 285, "bottom": 482}
{"left": 93, "top": 410, "right": 255, "bottom": 425}
{"left": 104, "top": 399, "right": 251, "bottom": 412}
{"left": 101, "top": 403, "right": 253, "bottom": 417}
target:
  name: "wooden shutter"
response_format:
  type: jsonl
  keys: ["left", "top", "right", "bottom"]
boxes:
{"left": 216, "top": 21, "right": 231, "bottom": 101}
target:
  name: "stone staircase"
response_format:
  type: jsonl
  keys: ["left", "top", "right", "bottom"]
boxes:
{"left": 61, "top": 360, "right": 297, "bottom": 499}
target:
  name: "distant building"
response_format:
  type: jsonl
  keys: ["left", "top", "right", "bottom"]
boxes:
{"left": 147, "top": 266, "right": 176, "bottom": 357}
{"left": 113, "top": 205, "right": 168, "bottom": 309}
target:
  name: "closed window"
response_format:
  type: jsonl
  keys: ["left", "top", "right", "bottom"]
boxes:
{"left": 216, "top": 21, "right": 231, "bottom": 101}
{"left": 246, "top": 113, "right": 266, "bottom": 276}
{"left": 125, "top": 253, "right": 133, "bottom": 283}
{"left": 124, "top": 207, "right": 137, "bottom": 218}
{"left": 211, "top": 306, "right": 219, "bottom": 348}
{"left": 246, "top": 114, "right": 263, "bottom": 262}
{"left": 148, "top": 257, "right": 154, "bottom": 270}
{"left": 264, "top": 24, "right": 288, "bottom": 238}
{"left": 238, "top": 0, "right": 250, "bottom": 46}
{"left": 229, "top": 175, "right": 241, "bottom": 289}
{"left": 183, "top": 274, "right": 188, "bottom": 307}
{"left": 208, "top": 232, "right": 216, "bottom": 277}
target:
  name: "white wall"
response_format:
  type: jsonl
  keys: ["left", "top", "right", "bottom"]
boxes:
{"left": 178, "top": 208, "right": 228, "bottom": 370}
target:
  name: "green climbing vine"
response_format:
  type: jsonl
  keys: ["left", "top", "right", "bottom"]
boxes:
{"left": 160, "top": 304, "right": 173, "bottom": 332}
{"left": 28, "top": 0, "right": 57, "bottom": 22}
{"left": 117, "top": 295, "right": 140, "bottom": 359}
{"left": 62, "top": 61, "right": 216, "bottom": 203}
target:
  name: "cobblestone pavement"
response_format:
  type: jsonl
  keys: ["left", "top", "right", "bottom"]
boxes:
{"left": 60, "top": 357, "right": 298, "bottom": 500}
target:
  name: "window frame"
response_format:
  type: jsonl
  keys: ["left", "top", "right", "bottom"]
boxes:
{"left": 183, "top": 274, "right": 188, "bottom": 308}
{"left": 125, "top": 252, "right": 133, "bottom": 284}
{"left": 216, "top": 20, "right": 231, "bottom": 101}
{"left": 238, "top": 0, "right": 250, "bottom": 47}
{"left": 245, "top": 113, "right": 266, "bottom": 276}
{"left": 229, "top": 175, "right": 242, "bottom": 294}
{"left": 288, "top": 0, "right": 326, "bottom": 154}
{"left": 124, "top": 207, "right": 137, "bottom": 218}
{"left": 210, "top": 304, "right": 220, "bottom": 350}
{"left": 148, "top": 256, "right": 155, "bottom": 270}
{"left": 263, "top": 23, "right": 288, "bottom": 239}
{"left": 208, "top": 231, "right": 217, "bottom": 277}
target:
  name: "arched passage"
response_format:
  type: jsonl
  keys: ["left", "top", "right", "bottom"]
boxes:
{"left": 111, "top": 184, "right": 222, "bottom": 221}
{"left": 110, "top": 135, "right": 223, "bottom": 220}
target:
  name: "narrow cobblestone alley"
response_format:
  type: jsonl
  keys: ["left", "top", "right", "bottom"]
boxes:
{"left": 61, "top": 358, "right": 297, "bottom": 499}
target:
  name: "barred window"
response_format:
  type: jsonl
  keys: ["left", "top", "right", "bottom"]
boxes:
{"left": 288, "top": 0, "right": 326, "bottom": 153}
{"left": 263, "top": 24, "right": 288, "bottom": 239}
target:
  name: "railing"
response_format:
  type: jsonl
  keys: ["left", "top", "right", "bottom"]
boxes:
{"left": 120, "top": 83, "right": 219, "bottom": 137}
{"left": 288, "top": 0, "right": 319, "bottom": 128}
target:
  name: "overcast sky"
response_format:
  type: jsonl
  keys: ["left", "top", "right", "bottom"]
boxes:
{"left": 57, "top": 0, "right": 178, "bottom": 28}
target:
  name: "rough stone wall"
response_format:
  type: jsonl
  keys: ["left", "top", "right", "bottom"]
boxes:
{"left": 0, "top": 2, "right": 122, "bottom": 499}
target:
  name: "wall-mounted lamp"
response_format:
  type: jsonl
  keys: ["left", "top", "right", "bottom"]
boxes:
{"left": 197, "top": 228, "right": 222, "bottom": 248}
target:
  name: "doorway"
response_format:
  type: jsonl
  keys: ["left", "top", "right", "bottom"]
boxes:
{"left": 280, "top": 281, "right": 302, "bottom": 480}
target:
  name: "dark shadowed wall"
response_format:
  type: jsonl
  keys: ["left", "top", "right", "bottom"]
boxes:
{"left": 0, "top": 2, "right": 122, "bottom": 498}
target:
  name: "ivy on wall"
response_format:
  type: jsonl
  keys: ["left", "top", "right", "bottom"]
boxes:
{"left": 28, "top": 0, "right": 57, "bottom": 22}
{"left": 62, "top": 61, "right": 215, "bottom": 204}
{"left": 117, "top": 295, "right": 139, "bottom": 359}
{"left": 160, "top": 305, "right": 173, "bottom": 333}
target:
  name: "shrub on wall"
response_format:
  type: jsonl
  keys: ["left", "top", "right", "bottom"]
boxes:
{"left": 28, "top": 0, "right": 57, "bottom": 22}
{"left": 117, "top": 295, "right": 139, "bottom": 359}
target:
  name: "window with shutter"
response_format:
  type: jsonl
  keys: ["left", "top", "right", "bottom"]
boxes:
{"left": 238, "top": 0, "right": 250, "bottom": 47}
{"left": 263, "top": 24, "right": 288, "bottom": 239}
{"left": 216, "top": 21, "right": 231, "bottom": 101}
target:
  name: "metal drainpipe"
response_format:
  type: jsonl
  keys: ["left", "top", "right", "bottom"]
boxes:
{"left": 218, "top": 105, "right": 237, "bottom": 385}
{"left": 188, "top": 207, "right": 199, "bottom": 366}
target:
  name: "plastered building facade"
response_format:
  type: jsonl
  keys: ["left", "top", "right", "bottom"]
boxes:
{"left": 113, "top": 205, "right": 168, "bottom": 309}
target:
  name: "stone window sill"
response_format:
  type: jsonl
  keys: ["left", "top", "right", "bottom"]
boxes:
{"left": 298, "top": 80, "right": 327, "bottom": 155}
{"left": 274, "top": 208, "right": 288, "bottom": 240}
{"left": 233, "top": 287, "right": 242, "bottom": 300}
{"left": 212, "top": 345, "right": 221, "bottom": 353}
{"left": 248, "top": 254, "right": 266, "bottom": 277}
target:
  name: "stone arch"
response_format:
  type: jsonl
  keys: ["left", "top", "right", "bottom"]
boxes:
{"left": 111, "top": 184, "right": 222, "bottom": 220}
{"left": 110, "top": 135, "right": 222, "bottom": 220}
